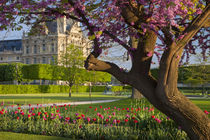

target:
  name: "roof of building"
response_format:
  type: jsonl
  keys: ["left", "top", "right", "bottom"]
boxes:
{"left": 46, "top": 17, "right": 76, "bottom": 34}
{"left": 0, "top": 39, "right": 22, "bottom": 52}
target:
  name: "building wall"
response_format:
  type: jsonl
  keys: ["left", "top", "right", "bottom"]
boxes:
{"left": 0, "top": 39, "right": 22, "bottom": 64}
{"left": 0, "top": 18, "right": 91, "bottom": 65}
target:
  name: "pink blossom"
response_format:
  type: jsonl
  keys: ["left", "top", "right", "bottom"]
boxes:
{"left": 147, "top": 51, "right": 153, "bottom": 57}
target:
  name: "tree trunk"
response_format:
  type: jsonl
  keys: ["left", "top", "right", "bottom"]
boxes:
{"left": 69, "top": 86, "right": 72, "bottom": 97}
{"left": 131, "top": 88, "right": 143, "bottom": 99}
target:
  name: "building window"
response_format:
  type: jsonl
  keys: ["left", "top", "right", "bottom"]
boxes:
{"left": 26, "top": 58, "right": 30, "bottom": 64}
{"left": 0, "top": 57, "right": 3, "bottom": 61}
{"left": 51, "top": 43, "right": 54, "bottom": 52}
{"left": 26, "top": 46, "right": 30, "bottom": 54}
{"left": 42, "top": 44, "right": 46, "bottom": 52}
{"left": 16, "top": 56, "right": 19, "bottom": 60}
{"left": 34, "top": 45, "right": 37, "bottom": 54}
{"left": 42, "top": 57, "right": 46, "bottom": 64}
{"left": 33, "top": 58, "right": 37, "bottom": 64}
{"left": 34, "top": 40, "right": 37, "bottom": 44}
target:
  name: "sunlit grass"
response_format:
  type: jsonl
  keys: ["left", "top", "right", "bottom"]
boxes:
{"left": 0, "top": 132, "right": 71, "bottom": 140}
{"left": 0, "top": 92, "right": 127, "bottom": 106}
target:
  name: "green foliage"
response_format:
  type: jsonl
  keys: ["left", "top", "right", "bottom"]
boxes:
{"left": 111, "top": 86, "right": 124, "bottom": 92}
{"left": 151, "top": 65, "right": 210, "bottom": 84}
{"left": 84, "top": 70, "right": 111, "bottom": 83}
{"left": 181, "top": 65, "right": 210, "bottom": 85}
{"left": 0, "top": 85, "right": 110, "bottom": 94}
{"left": 0, "top": 63, "right": 25, "bottom": 83}
{"left": 22, "top": 64, "right": 55, "bottom": 80}
{"left": 150, "top": 68, "right": 159, "bottom": 79}
{"left": 0, "top": 85, "right": 69, "bottom": 94}
{"left": 56, "top": 44, "right": 85, "bottom": 87}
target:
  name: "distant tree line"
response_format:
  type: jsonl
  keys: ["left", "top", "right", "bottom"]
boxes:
{"left": 151, "top": 65, "right": 210, "bottom": 84}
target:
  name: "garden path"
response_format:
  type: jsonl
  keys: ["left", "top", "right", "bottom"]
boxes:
{"left": 5, "top": 99, "right": 120, "bottom": 110}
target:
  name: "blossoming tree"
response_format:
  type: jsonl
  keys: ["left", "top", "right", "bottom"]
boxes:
{"left": 0, "top": 0, "right": 209, "bottom": 139}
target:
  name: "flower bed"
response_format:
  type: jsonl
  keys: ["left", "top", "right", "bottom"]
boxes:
{"left": 0, "top": 99, "right": 208, "bottom": 139}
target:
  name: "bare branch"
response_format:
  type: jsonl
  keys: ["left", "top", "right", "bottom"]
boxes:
{"left": 84, "top": 54, "right": 129, "bottom": 83}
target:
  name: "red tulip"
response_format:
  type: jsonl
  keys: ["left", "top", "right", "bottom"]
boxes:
{"left": 204, "top": 110, "right": 209, "bottom": 115}
{"left": 134, "top": 120, "right": 138, "bottom": 123}
{"left": 77, "top": 117, "right": 81, "bottom": 120}
{"left": 151, "top": 115, "right": 155, "bottom": 118}
{"left": 93, "top": 118, "right": 96, "bottom": 121}
{"left": 87, "top": 117, "right": 90, "bottom": 122}
{"left": 32, "top": 113, "right": 36, "bottom": 116}
{"left": 17, "top": 117, "right": 20, "bottom": 120}
{"left": 106, "top": 119, "right": 109, "bottom": 122}
{"left": 65, "top": 117, "right": 70, "bottom": 120}
{"left": 124, "top": 119, "right": 128, "bottom": 122}
{"left": 117, "top": 120, "right": 120, "bottom": 123}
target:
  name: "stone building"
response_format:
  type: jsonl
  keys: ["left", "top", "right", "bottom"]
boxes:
{"left": 0, "top": 17, "right": 92, "bottom": 65}
{"left": 22, "top": 17, "right": 91, "bottom": 65}
{"left": 0, "top": 39, "right": 22, "bottom": 64}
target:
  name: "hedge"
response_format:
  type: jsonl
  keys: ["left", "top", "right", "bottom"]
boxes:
{"left": 0, "top": 85, "right": 108, "bottom": 94}
{"left": 0, "top": 63, "right": 24, "bottom": 82}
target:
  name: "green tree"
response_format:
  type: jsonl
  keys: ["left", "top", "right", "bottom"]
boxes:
{"left": 57, "top": 44, "right": 85, "bottom": 97}
{"left": 183, "top": 55, "right": 210, "bottom": 95}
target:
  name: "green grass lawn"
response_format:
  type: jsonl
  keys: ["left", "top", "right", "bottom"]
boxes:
{"left": 0, "top": 132, "right": 72, "bottom": 140}
{"left": 191, "top": 98, "right": 210, "bottom": 111}
{"left": 0, "top": 92, "right": 127, "bottom": 106}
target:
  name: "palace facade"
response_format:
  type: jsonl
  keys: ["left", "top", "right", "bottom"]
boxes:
{"left": 0, "top": 17, "right": 91, "bottom": 64}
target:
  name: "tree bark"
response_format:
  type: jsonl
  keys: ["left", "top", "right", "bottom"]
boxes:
{"left": 131, "top": 88, "right": 143, "bottom": 99}
{"left": 69, "top": 86, "right": 72, "bottom": 97}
